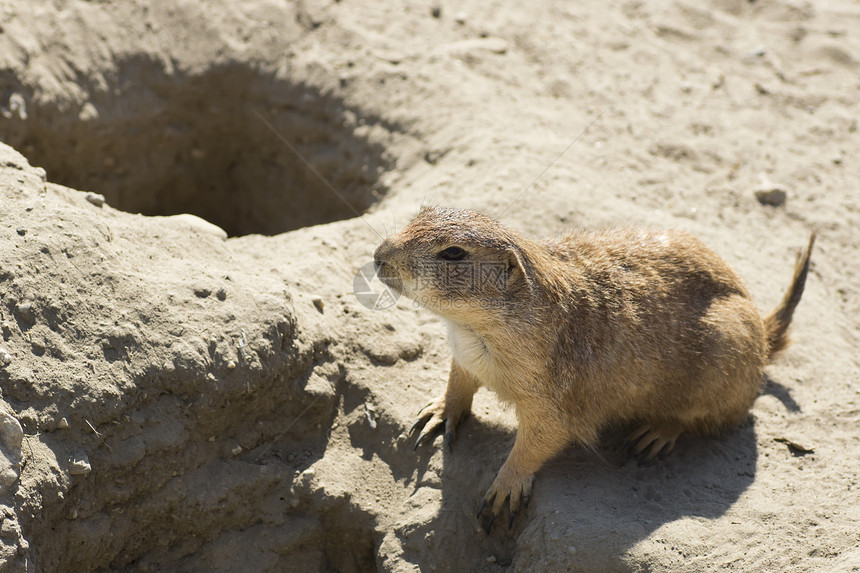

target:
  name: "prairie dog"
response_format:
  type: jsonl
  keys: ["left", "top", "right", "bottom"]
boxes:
{"left": 373, "top": 207, "right": 814, "bottom": 526}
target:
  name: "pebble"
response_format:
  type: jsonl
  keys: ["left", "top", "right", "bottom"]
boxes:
{"left": 167, "top": 213, "right": 228, "bottom": 240}
{"left": 15, "top": 303, "right": 34, "bottom": 322}
{"left": 755, "top": 186, "right": 787, "bottom": 207}
{"left": 78, "top": 102, "right": 99, "bottom": 121}
{"left": 365, "top": 403, "right": 378, "bottom": 429}
{"left": 455, "top": 11, "right": 467, "bottom": 24}
{"left": 0, "top": 413, "right": 23, "bottom": 452}
{"left": 230, "top": 445, "right": 243, "bottom": 456}
{"left": 4, "top": 93, "right": 27, "bottom": 120}
{"left": 0, "top": 408, "right": 23, "bottom": 492}
{"left": 754, "top": 175, "right": 788, "bottom": 207}
{"left": 0, "top": 348, "right": 11, "bottom": 366}
{"left": 57, "top": 417, "right": 70, "bottom": 429}
{"left": 424, "top": 150, "right": 445, "bottom": 164}
{"left": 312, "top": 296, "right": 324, "bottom": 313}
{"left": 16, "top": 228, "right": 25, "bottom": 236}
{"left": 85, "top": 192, "right": 106, "bottom": 207}
{"left": 69, "top": 457, "right": 92, "bottom": 476}
{"left": 744, "top": 45, "right": 767, "bottom": 59}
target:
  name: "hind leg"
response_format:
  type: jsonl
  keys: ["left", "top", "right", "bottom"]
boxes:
{"left": 627, "top": 299, "right": 764, "bottom": 462}
{"left": 628, "top": 421, "right": 683, "bottom": 462}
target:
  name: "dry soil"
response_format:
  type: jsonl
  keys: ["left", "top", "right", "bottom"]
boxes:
{"left": 1, "top": 0, "right": 859, "bottom": 571}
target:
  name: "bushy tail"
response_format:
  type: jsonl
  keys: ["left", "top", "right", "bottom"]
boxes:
{"left": 763, "top": 233, "right": 816, "bottom": 360}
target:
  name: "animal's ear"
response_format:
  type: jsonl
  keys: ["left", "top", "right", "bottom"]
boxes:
{"left": 505, "top": 247, "right": 532, "bottom": 291}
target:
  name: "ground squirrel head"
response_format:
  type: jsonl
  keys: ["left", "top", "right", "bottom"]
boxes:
{"left": 373, "top": 207, "right": 533, "bottom": 319}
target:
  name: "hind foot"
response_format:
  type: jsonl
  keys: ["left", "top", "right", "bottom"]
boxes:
{"left": 628, "top": 422, "right": 683, "bottom": 464}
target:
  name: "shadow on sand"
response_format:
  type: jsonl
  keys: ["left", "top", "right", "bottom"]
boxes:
{"left": 395, "top": 412, "right": 758, "bottom": 572}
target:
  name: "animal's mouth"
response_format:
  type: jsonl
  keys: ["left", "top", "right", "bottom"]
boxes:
{"left": 375, "top": 261, "right": 403, "bottom": 293}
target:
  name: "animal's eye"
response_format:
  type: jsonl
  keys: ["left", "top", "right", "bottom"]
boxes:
{"left": 438, "top": 246, "right": 467, "bottom": 261}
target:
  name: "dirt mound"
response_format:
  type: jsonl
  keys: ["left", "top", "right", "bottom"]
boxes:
{"left": 1, "top": 0, "right": 859, "bottom": 571}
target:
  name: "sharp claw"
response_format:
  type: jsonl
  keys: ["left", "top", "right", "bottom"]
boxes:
{"left": 484, "top": 513, "right": 495, "bottom": 534}
{"left": 508, "top": 511, "right": 516, "bottom": 530}
{"left": 414, "top": 420, "right": 448, "bottom": 451}
{"left": 627, "top": 425, "right": 648, "bottom": 444}
{"left": 410, "top": 414, "right": 430, "bottom": 435}
{"left": 413, "top": 430, "right": 427, "bottom": 451}
{"left": 477, "top": 498, "right": 487, "bottom": 519}
{"left": 444, "top": 431, "right": 453, "bottom": 452}
{"left": 415, "top": 401, "right": 433, "bottom": 416}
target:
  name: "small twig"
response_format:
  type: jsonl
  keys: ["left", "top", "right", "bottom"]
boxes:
{"left": 84, "top": 419, "right": 101, "bottom": 437}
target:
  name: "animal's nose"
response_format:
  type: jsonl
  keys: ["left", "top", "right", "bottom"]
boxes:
{"left": 373, "top": 242, "right": 392, "bottom": 269}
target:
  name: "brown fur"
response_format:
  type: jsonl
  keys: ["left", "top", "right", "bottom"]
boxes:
{"left": 763, "top": 233, "right": 816, "bottom": 358}
{"left": 374, "top": 207, "right": 814, "bottom": 521}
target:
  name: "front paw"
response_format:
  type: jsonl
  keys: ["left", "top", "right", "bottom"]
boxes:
{"left": 410, "top": 395, "right": 470, "bottom": 451}
{"left": 477, "top": 464, "right": 534, "bottom": 532}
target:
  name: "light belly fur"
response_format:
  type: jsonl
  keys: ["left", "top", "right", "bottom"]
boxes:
{"left": 446, "top": 320, "right": 507, "bottom": 393}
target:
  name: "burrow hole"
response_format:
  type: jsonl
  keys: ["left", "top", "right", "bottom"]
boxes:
{"left": 0, "top": 59, "right": 393, "bottom": 237}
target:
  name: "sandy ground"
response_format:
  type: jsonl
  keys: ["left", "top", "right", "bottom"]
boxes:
{"left": 1, "top": 0, "right": 859, "bottom": 571}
